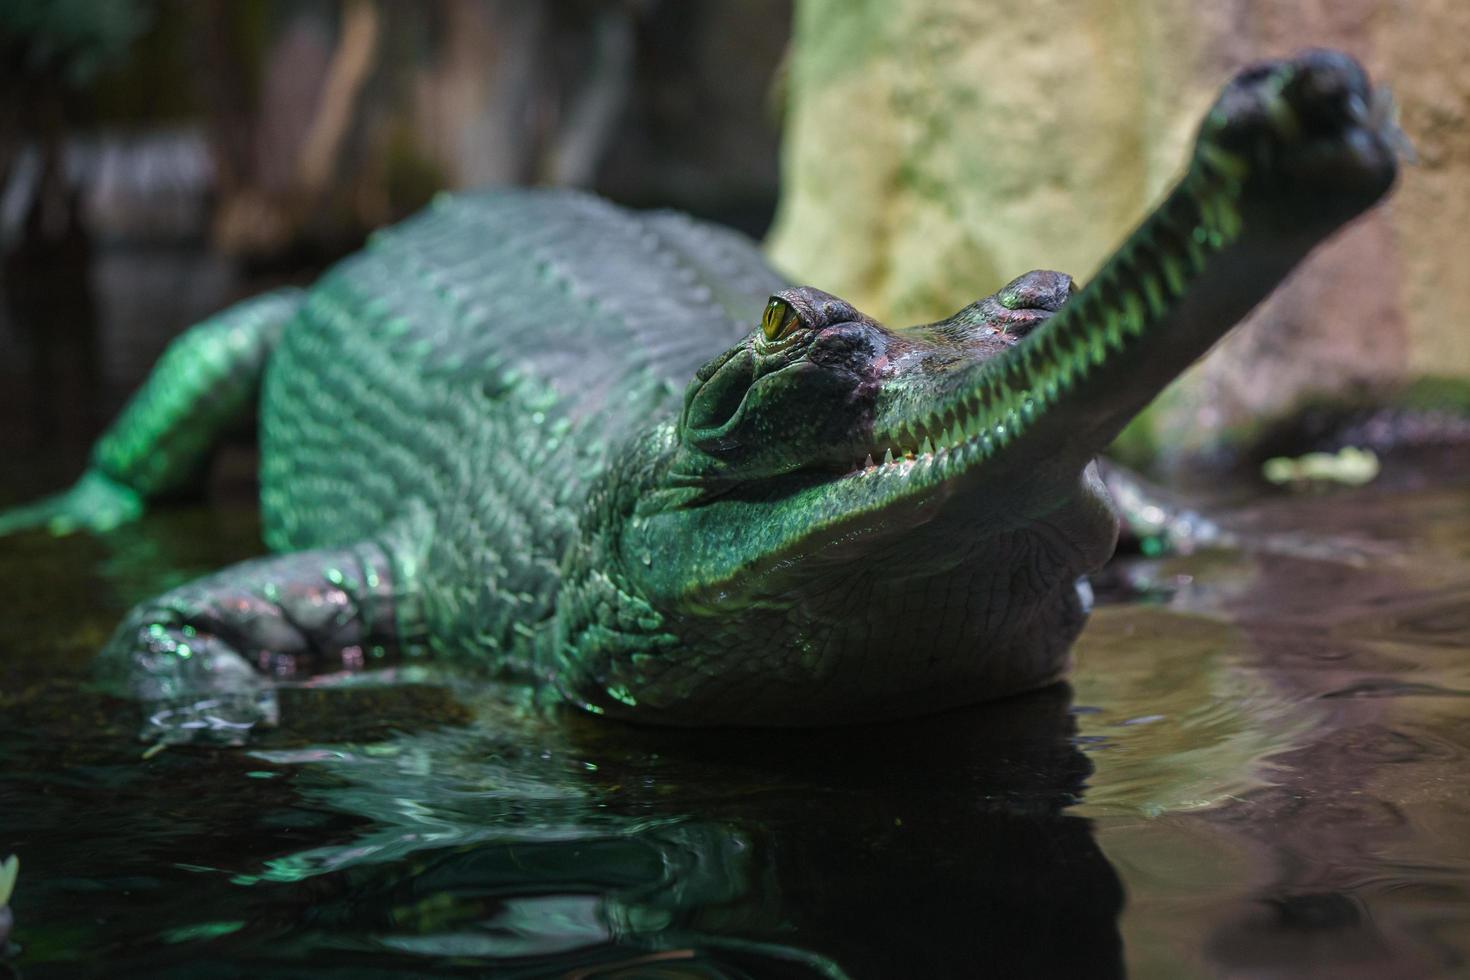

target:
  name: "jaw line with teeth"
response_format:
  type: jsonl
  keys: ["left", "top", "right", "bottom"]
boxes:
{"left": 654, "top": 54, "right": 1402, "bottom": 603}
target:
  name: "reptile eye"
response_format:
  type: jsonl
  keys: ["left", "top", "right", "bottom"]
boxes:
{"left": 761, "top": 297, "right": 801, "bottom": 342}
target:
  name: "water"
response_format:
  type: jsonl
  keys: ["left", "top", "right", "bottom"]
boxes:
{"left": 3, "top": 254, "right": 1470, "bottom": 977}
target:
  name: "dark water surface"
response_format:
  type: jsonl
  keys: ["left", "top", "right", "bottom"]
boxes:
{"left": 3, "top": 253, "right": 1470, "bottom": 978}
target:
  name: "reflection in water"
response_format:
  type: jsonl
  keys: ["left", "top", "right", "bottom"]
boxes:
{"left": 215, "top": 685, "right": 1123, "bottom": 977}
{"left": 3, "top": 251, "right": 1470, "bottom": 976}
{"left": 1195, "top": 540, "right": 1470, "bottom": 977}
{"left": 1080, "top": 476, "right": 1470, "bottom": 977}
{"left": 1069, "top": 606, "right": 1321, "bottom": 818}
{"left": 0, "top": 615, "right": 1126, "bottom": 977}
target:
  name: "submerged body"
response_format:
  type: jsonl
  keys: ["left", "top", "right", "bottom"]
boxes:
{"left": 0, "top": 52, "right": 1401, "bottom": 741}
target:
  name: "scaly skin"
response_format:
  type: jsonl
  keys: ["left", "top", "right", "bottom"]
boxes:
{"left": 0, "top": 52, "right": 1401, "bottom": 741}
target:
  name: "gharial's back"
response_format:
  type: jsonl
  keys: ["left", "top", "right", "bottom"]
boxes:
{"left": 258, "top": 190, "right": 785, "bottom": 658}
{"left": 263, "top": 190, "right": 784, "bottom": 552}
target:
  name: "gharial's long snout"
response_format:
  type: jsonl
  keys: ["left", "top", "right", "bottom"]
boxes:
{"left": 860, "top": 49, "right": 1404, "bottom": 489}
{"left": 649, "top": 51, "right": 1406, "bottom": 603}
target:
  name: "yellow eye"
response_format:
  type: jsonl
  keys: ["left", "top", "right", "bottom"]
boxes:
{"left": 762, "top": 297, "right": 800, "bottom": 341}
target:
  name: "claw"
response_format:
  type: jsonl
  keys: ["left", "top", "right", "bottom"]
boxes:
{"left": 0, "top": 470, "right": 142, "bottom": 537}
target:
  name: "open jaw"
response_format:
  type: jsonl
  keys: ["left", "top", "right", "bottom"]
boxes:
{"left": 641, "top": 50, "right": 1404, "bottom": 610}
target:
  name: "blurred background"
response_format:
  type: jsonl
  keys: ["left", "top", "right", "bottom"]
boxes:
{"left": 0, "top": 0, "right": 791, "bottom": 487}
{"left": 2, "top": 0, "right": 1467, "bottom": 477}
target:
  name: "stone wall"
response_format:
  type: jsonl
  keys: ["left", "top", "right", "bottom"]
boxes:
{"left": 767, "top": 0, "right": 1470, "bottom": 463}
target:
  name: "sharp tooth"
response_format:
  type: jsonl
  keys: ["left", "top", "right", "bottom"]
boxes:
{"left": 920, "top": 436, "right": 934, "bottom": 456}
{"left": 1216, "top": 200, "right": 1242, "bottom": 240}
{"left": 882, "top": 447, "right": 894, "bottom": 466}
{"left": 1122, "top": 291, "right": 1146, "bottom": 336}
{"left": 1185, "top": 235, "right": 1207, "bottom": 273}
{"left": 1141, "top": 274, "right": 1166, "bottom": 318}
{"left": 864, "top": 453, "right": 876, "bottom": 469}
{"left": 1161, "top": 253, "right": 1186, "bottom": 296}
{"left": 1197, "top": 193, "right": 1220, "bottom": 234}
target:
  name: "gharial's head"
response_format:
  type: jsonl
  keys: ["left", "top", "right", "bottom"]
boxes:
{"left": 553, "top": 49, "right": 1403, "bottom": 726}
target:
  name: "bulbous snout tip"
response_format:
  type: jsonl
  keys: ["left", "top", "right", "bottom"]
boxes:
{"left": 1203, "top": 50, "right": 1404, "bottom": 222}
{"left": 1277, "top": 50, "right": 1413, "bottom": 167}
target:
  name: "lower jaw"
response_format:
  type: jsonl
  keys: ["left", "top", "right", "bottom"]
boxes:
{"left": 610, "top": 520, "right": 1098, "bottom": 728}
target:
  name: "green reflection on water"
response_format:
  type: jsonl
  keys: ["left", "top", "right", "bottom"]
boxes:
{"left": 161, "top": 920, "right": 246, "bottom": 943}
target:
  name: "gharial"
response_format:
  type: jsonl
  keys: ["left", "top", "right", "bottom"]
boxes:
{"left": 0, "top": 51, "right": 1403, "bottom": 743}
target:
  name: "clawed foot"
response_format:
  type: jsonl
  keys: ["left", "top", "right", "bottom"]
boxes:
{"left": 99, "top": 613, "right": 278, "bottom": 746}
{"left": 0, "top": 470, "right": 143, "bottom": 537}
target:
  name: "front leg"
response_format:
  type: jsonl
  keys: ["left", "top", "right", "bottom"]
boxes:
{"left": 98, "top": 539, "right": 419, "bottom": 745}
